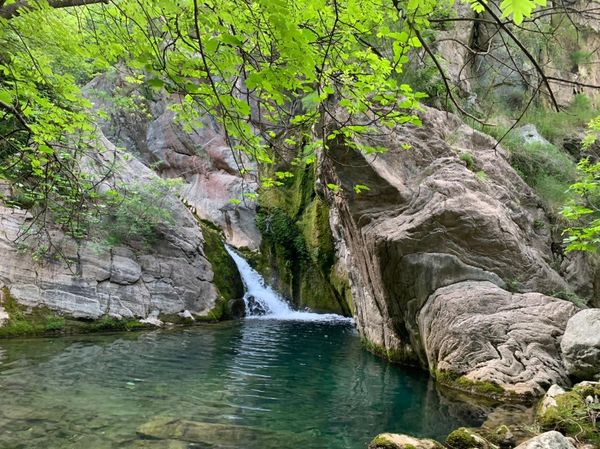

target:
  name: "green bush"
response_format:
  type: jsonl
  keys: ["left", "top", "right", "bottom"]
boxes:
{"left": 101, "top": 177, "right": 183, "bottom": 246}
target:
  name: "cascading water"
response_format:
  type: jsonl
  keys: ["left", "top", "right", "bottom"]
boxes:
{"left": 225, "top": 245, "right": 352, "bottom": 322}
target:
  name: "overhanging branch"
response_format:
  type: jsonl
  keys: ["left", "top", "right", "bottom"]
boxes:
{"left": 0, "top": 0, "right": 109, "bottom": 19}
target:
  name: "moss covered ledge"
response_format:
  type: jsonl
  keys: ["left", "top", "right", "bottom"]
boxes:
{"left": 0, "top": 285, "right": 236, "bottom": 339}
{"left": 433, "top": 370, "right": 534, "bottom": 404}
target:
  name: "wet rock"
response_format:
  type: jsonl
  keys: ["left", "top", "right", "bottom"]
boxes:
{"left": 561, "top": 309, "right": 600, "bottom": 380}
{"left": 513, "top": 431, "right": 576, "bottom": 449}
{"left": 446, "top": 427, "right": 495, "bottom": 449}
{"left": 419, "top": 281, "right": 578, "bottom": 398}
{"left": 245, "top": 295, "right": 266, "bottom": 316}
{"left": 369, "top": 433, "right": 443, "bottom": 449}
{"left": 226, "top": 298, "right": 246, "bottom": 318}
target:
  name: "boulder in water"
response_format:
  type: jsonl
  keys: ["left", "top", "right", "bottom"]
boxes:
{"left": 369, "top": 433, "right": 443, "bottom": 449}
{"left": 245, "top": 294, "right": 267, "bottom": 316}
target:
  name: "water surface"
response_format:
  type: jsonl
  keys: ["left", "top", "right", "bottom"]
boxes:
{"left": 0, "top": 320, "right": 489, "bottom": 449}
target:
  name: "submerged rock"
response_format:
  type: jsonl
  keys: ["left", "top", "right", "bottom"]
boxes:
{"left": 369, "top": 433, "right": 443, "bottom": 449}
{"left": 561, "top": 309, "right": 600, "bottom": 380}
{"left": 513, "top": 431, "right": 576, "bottom": 449}
{"left": 419, "top": 281, "right": 578, "bottom": 398}
{"left": 137, "top": 417, "right": 305, "bottom": 447}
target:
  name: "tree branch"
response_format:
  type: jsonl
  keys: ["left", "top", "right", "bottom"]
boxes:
{"left": 475, "top": 0, "right": 561, "bottom": 112}
{"left": 0, "top": 0, "right": 109, "bottom": 19}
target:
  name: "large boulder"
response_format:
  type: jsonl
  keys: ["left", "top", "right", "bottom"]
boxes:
{"left": 561, "top": 309, "right": 600, "bottom": 379}
{"left": 418, "top": 281, "right": 578, "bottom": 398}
{"left": 321, "top": 107, "right": 572, "bottom": 372}
{"left": 0, "top": 134, "right": 219, "bottom": 320}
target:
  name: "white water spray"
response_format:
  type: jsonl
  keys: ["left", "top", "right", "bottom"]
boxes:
{"left": 225, "top": 245, "right": 352, "bottom": 323}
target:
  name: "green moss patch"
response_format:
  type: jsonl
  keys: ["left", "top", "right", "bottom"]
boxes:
{"left": 446, "top": 428, "right": 490, "bottom": 449}
{"left": 198, "top": 220, "right": 244, "bottom": 302}
{"left": 362, "top": 338, "right": 416, "bottom": 364}
{"left": 433, "top": 370, "right": 526, "bottom": 403}
{"left": 537, "top": 385, "right": 600, "bottom": 446}
{"left": 0, "top": 287, "right": 152, "bottom": 338}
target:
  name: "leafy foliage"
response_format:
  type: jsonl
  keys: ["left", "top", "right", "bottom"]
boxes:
{"left": 0, "top": 0, "right": 558, "bottom": 252}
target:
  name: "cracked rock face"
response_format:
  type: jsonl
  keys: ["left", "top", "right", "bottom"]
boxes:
{"left": 561, "top": 309, "right": 600, "bottom": 380}
{"left": 418, "top": 281, "right": 578, "bottom": 397}
{"left": 0, "top": 135, "right": 218, "bottom": 321}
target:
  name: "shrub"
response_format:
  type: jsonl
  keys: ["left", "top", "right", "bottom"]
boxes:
{"left": 101, "top": 177, "right": 183, "bottom": 246}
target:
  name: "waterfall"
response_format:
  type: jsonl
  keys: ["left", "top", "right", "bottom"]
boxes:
{"left": 225, "top": 245, "right": 352, "bottom": 323}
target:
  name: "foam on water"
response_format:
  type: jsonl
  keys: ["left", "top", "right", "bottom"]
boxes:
{"left": 225, "top": 245, "right": 353, "bottom": 323}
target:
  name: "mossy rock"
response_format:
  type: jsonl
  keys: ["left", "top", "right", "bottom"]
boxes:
{"left": 362, "top": 338, "right": 416, "bottom": 364}
{"left": 536, "top": 383, "right": 600, "bottom": 446}
{"left": 486, "top": 425, "right": 515, "bottom": 449}
{"left": 446, "top": 427, "right": 495, "bottom": 449}
{"left": 433, "top": 370, "right": 520, "bottom": 402}
{"left": 369, "top": 433, "right": 443, "bottom": 449}
{"left": 253, "top": 160, "right": 352, "bottom": 315}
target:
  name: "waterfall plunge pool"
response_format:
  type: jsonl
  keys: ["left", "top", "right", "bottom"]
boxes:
{"left": 0, "top": 320, "right": 495, "bottom": 449}
{"left": 0, "top": 249, "right": 497, "bottom": 448}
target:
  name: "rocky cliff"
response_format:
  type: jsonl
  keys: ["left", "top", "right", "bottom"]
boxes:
{"left": 0, "top": 133, "right": 230, "bottom": 328}
{"left": 318, "top": 106, "right": 598, "bottom": 398}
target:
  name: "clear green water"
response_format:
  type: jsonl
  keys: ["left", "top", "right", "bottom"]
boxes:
{"left": 0, "top": 320, "right": 489, "bottom": 449}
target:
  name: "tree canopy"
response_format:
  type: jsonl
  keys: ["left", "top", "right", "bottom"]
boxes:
{"left": 0, "top": 0, "right": 598, "bottom": 252}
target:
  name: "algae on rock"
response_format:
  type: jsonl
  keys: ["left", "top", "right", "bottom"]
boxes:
{"left": 253, "top": 161, "right": 352, "bottom": 315}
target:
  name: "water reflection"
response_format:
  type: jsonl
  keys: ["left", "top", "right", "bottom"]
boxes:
{"left": 0, "top": 321, "right": 494, "bottom": 449}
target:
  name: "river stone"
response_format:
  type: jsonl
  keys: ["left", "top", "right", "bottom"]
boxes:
{"left": 560, "top": 309, "right": 600, "bottom": 380}
{"left": 513, "top": 431, "right": 576, "bottom": 449}
{"left": 446, "top": 427, "right": 494, "bottom": 449}
{"left": 369, "top": 433, "right": 443, "bottom": 449}
{"left": 418, "top": 281, "right": 578, "bottom": 397}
